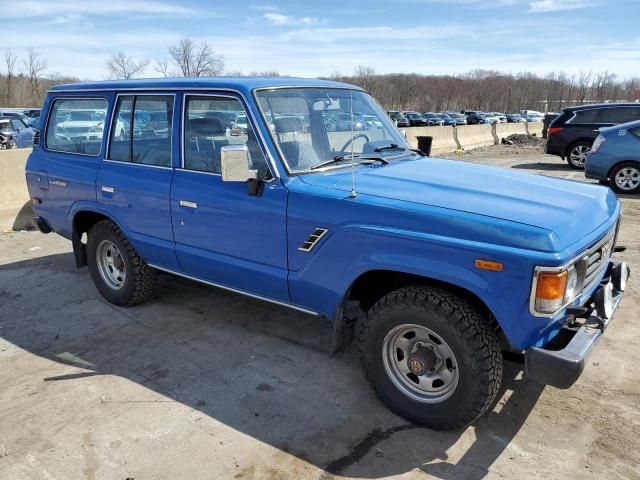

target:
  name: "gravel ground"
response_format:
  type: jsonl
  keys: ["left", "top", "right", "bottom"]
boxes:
{"left": 0, "top": 148, "right": 639, "bottom": 480}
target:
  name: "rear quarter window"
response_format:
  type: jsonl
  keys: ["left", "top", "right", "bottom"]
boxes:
{"left": 46, "top": 98, "right": 108, "bottom": 156}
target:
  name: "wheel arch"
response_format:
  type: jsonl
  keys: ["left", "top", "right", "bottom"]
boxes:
{"left": 71, "top": 209, "right": 121, "bottom": 268}
{"left": 607, "top": 159, "right": 640, "bottom": 180}
{"left": 331, "top": 269, "right": 505, "bottom": 354}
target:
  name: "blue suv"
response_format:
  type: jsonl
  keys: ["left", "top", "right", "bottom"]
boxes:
{"left": 26, "top": 78, "right": 629, "bottom": 430}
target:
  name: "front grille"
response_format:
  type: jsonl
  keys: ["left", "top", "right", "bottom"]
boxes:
{"left": 579, "top": 230, "right": 615, "bottom": 290}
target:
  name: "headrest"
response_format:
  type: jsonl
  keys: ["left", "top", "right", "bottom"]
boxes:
{"left": 188, "top": 117, "right": 224, "bottom": 136}
{"left": 274, "top": 116, "right": 303, "bottom": 134}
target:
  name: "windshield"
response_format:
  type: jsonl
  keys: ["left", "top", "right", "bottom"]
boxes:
{"left": 256, "top": 88, "right": 409, "bottom": 173}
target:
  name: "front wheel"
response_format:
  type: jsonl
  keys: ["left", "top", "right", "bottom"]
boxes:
{"left": 87, "top": 220, "right": 155, "bottom": 306}
{"left": 609, "top": 162, "right": 640, "bottom": 194}
{"left": 359, "top": 286, "right": 503, "bottom": 430}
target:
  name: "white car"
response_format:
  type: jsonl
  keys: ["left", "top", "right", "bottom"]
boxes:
{"left": 56, "top": 110, "right": 125, "bottom": 141}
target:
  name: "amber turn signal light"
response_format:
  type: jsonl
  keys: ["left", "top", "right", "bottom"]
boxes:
{"left": 475, "top": 259, "right": 503, "bottom": 272}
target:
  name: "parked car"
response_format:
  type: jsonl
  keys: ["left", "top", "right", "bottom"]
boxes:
{"left": 387, "top": 111, "right": 410, "bottom": 128}
{"left": 26, "top": 115, "right": 40, "bottom": 127}
{"left": 489, "top": 112, "right": 507, "bottom": 123}
{"left": 585, "top": 119, "right": 640, "bottom": 194}
{"left": 435, "top": 113, "right": 456, "bottom": 126}
{"left": 466, "top": 112, "right": 490, "bottom": 125}
{"left": 506, "top": 113, "right": 526, "bottom": 123}
{"left": 26, "top": 77, "right": 629, "bottom": 431}
{"left": 421, "top": 112, "right": 444, "bottom": 126}
{"left": 0, "top": 116, "right": 35, "bottom": 148}
{"left": 447, "top": 112, "right": 467, "bottom": 125}
{"left": 402, "top": 111, "right": 428, "bottom": 127}
{"left": 546, "top": 103, "right": 640, "bottom": 169}
{"left": 0, "top": 111, "right": 30, "bottom": 124}
{"left": 24, "top": 109, "right": 41, "bottom": 118}
{"left": 522, "top": 113, "right": 544, "bottom": 122}
{"left": 0, "top": 118, "right": 17, "bottom": 149}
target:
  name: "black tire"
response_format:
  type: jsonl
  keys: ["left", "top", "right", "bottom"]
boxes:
{"left": 565, "top": 141, "right": 591, "bottom": 169}
{"left": 358, "top": 285, "right": 502, "bottom": 430}
{"left": 87, "top": 220, "right": 154, "bottom": 306}
{"left": 609, "top": 162, "right": 640, "bottom": 194}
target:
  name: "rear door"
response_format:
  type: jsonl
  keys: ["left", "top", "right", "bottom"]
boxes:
{"left": 96, "top": 93, "right": 179, "bottom": 270}
{"left": 26, "top": 96, "right": 109, "bottom": 238}
{"left": 170, "top": 92, "right": 289, "bottom": 303}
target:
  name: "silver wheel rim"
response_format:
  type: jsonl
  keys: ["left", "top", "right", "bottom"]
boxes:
{"left": 96, "top": 240, "right": 126, "bottom": 290}
{"left": 382, "top": 324, "right": 459, "bottom": 403}
{"left": 569, "top": 145, "right": 590, "bottom": 167}
{"left": 614, "top": 167, "right": 640, "bottom": 191}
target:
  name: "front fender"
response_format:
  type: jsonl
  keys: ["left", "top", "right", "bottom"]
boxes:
{"left": 288, "top": 224, "right": 550, "bottom": 350}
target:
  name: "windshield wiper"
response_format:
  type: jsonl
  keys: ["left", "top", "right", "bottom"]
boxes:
{"left": 310, "top": 154, "right": 388, "bottom": 170}
{"left": 374, "top": 144, "right": 426, "bottom": 157}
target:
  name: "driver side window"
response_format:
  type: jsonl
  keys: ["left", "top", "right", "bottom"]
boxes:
{"left": 183, "top": 95, "right": 271, "bottom": 179}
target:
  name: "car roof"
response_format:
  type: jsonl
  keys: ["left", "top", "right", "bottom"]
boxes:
{"left": 49, "top": 77, "right": 362, "bottom": 95}
{"left": 563, "top": 102, "right": 640, "bottom": 112}
{"left": 601, "top": 118, "right": 640, "bottom": 132}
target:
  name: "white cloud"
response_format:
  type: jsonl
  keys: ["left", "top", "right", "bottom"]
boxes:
{"left": 528, "top": 0, "right": 599, "bottom": 12}
{"left": 263, "top": 13, "right": 320, "bottom": 26}
{"left": 3, "top": 0, "right": 196, "bottom": 18}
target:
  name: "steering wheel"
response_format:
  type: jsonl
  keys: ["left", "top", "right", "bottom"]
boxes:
{"left": 340, "top": 134, "right": 370, "bottom": 153}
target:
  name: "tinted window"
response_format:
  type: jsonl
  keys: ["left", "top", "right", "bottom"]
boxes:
{"left": 46, "top": 98, "right": 108, "bottom": 155}
{"left": 598, "top": 107, "right": 640, "bottom": 124}
{"left": 184, "top": 95, "right": 270, "bottom": 178}
{"left": 630, "top": 127, "right": 640, "bottom": 138}
{"left": 570, "top": 109, "right": 599, "bottom": 124}
{"left": 107, "top": 95, "right": 173, "bottom": 167}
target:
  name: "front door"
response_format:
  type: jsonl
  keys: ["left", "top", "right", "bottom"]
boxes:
{"left": 170, "top": 93, "right": 289, "bottom": 302}
{"left": 97, "top": 93, "right": 179, "bottom": 270}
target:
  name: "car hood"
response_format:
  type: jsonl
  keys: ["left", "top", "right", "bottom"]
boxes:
{"left": 299, "top": 157, "right": 619, "bottom": 252}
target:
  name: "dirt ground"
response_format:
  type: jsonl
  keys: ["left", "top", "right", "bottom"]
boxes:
{"left": 1, "top": 147, "right": 639, "bottom": 480}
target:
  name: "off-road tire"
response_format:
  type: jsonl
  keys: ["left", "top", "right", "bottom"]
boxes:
{"left": 87, "top": 220, "right": 154, "bottom": 306}
{"left": 357, "top": 285, "right": 503, "bottom": 430}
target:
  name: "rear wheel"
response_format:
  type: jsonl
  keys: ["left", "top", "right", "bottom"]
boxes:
{"left": 566, "top": 141, "right": 591, "bottom": 169}
{"left": 358, "top": 285, "right": 503, "bottom": 430}
{"left": 87, "top": 220, "right": 154, "bottom": 306}
{"left": 609, "top": 162, "right": 640, "bottom": 194}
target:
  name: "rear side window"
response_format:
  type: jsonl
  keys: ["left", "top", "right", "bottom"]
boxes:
{"left": 598, "top": 107, "right": 640, "bottom": 124}
{"left": 46, "top": 98, "right": 108, "bottom": 155}
{"left": 570, "top": 109, "right": 600, "bottom": 124}
{"left": 107, "top": 94, "right": 173, "bottom": 167}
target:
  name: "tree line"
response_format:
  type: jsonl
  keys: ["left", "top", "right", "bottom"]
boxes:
{"left": 2, "top": 39, "right": 639, "bottom": 113}
{"left": 333, "top": 66, "right": 640, "bottom": 113}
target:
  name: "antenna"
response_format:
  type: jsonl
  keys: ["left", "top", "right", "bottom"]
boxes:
{"left": 350, "top": 90, "right": 357, "bottom": 198}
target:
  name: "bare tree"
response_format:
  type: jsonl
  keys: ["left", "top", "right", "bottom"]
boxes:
{"left": 167, "top": 38, "right": 224, "bottom": 77}
{"left": 154, "top": 58, "right": 170, "bottom": 78}
{"left": 4, "top": 49, "right": 17, "bottom": 107}
{"left": 105, "top": 52, "right": 149, "bottom": 80}
{"left": 23, "top": 48, "right": 47, "bottom": 106}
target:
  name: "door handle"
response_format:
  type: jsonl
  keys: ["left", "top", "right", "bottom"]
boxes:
{"left": 179, "top": 200, "right": 198, "bottom": 209}
{"left": 101, "top": 186, "right": 115, "bottom": 193}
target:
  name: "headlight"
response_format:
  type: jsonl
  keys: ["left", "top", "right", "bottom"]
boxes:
{"left": 532, "top": 265, "right": 585, "bottom": 315}
{"left": 89, "top": 124, "right": 103, "bottom": 133}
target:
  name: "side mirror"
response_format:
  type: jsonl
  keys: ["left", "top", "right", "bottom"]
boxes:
{"left": 220, "top": 144, "right": 257, "bottom": 182}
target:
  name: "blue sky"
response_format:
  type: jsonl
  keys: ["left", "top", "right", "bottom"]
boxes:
{"left": 2, "top": 0, "right": 639, "bottom": 80}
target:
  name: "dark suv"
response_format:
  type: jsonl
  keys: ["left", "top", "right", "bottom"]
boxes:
{"left": 546, "top": 103, "right": 640, "bottom": 169}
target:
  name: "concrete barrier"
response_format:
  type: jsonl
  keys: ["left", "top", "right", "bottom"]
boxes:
{"left": 495, "top": 122, "right": 528, "bottom": 142}
{"left": 455, "top": 124, "right": 494, "bottom": 150}
{"left": 525, "top": 121, "right": 544, "bottom": 136}
{"left": 0, "top": 148, "right": 34, "bottom": 231}
{"left": 405, "top": 126, "right": 459, "bottom": 155}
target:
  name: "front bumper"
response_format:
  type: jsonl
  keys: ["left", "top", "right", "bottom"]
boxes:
{"left": 525, "top": 261, "right": 630, "bottom": 389}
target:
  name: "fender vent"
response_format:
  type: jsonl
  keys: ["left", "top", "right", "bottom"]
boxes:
{"left": 298, "top": 228, "right": 328, "bottom": 252}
